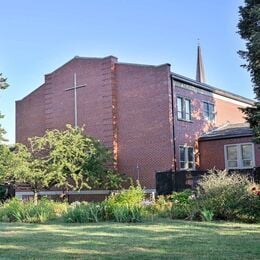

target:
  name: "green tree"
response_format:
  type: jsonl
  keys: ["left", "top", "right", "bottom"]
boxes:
{"left": 238, "top": 0, "right": 260, "bottom": 143}
{"left": 0, "top": 143, "right": 53, "bottom": 205}
{"left": 0, "top": 125, "right": 124, "bottom": 204}
{"left": 0, "top": 74, "right": 9, "bottom": 143}
{"left": 34, "top": 125, "right": 124, "bottom": 191}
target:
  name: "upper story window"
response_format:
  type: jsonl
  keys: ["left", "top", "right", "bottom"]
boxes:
{"left": 177, "top": 97, "right": 191, "bottom": 121}
{"left": 224, "top": 143, "right": 255, "bottom": 169}
{"left": 179, "top": 145, "right": 194, "bottom": 170}
{"left": 203, "top": 102, "right": 215, "bottom": 121}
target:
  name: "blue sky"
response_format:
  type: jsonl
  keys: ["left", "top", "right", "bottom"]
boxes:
{"left": 0, "top": 0, "right": 252, "bottom": 144}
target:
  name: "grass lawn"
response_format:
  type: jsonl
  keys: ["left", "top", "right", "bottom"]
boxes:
{"left": 0, "top": 219, "right": 259, "bottom": 259}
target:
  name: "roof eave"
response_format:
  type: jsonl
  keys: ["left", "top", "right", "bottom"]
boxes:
{"left": 199, "top": 133, "right": 253, "bottom": 142}
{"left": 171, "top": 73, "right": 254, "bottom": 106}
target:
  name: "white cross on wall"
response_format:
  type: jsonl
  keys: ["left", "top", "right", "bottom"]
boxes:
{"left": 65, "top": 73, "right": 87, "bottom": 127}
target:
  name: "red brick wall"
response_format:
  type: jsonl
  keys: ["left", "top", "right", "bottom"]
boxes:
{"left": 16, "top": 57, "right": 174, "bottom": 189}
{"left": 16, "top": 56, "right": 118, "bottom": 158}
{"left": 16, "top": 56, "right": 253, "bottom": 190}
{"left": 199, "top": 136, "right": 260, "bottom": 170}
{"left": 173, "top": 84, "right": 214, "bottom": 169}
{"left": 116, "top": 63, "right": 174, "bottom": 188}
{"left": 214, "top": 96, "right": 247, "bottom": 125}
{"left": 16, "top": 85, "right": 46, "bottom": 144}
{"left": 173, "top": 81, "right": 249, "bottom": 170}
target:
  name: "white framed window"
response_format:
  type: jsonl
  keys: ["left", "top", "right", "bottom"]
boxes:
{"left": 224, "top": 143, "right": 255, "bottom": 169}
{"left": 203, "top": 101, "right": 215, "bottom": 121}
{"left": 177, "top": 97, "right": 191, "bottom": 121}
{"left": 179, "top": 145, "right": 194, "bottom": 170}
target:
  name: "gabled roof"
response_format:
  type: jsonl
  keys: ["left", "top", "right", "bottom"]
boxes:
{"left": 199, "top": 123, "right": 252, "bottom": 141}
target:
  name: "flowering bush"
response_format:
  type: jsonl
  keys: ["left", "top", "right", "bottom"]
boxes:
{"left": 197, "top": 169, "right": 260, "bottom": 222}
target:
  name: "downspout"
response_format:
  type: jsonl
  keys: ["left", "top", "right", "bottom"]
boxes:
{"left": 170, "top": 75, "right": 177, "bottom": 172}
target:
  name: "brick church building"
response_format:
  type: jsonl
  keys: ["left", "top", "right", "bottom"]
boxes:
{"left": 16, "top": 48, "right": 260, "bottom": 193}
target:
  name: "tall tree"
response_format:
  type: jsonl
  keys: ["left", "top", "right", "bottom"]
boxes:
{"left": 0, "top": 74, "right": 9, "bottom": 142}
{"left": 238, "top": 0, "right": 260, "bottom": 143}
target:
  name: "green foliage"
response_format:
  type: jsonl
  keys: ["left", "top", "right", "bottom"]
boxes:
{"left": 201, "top": 209, "right": 214, "bottom": 222}
{"left": 241, "top": 103, "right": 260, "bottom": 143}
{"left": 170, "top": 190, "right": 199, "bottom": 220}
{"left": 102, "top": 183, "right": 145, "bottom": 222}
{"left": 102, "top": 169, "right": 127, "bottom": 190}
{"left": 0, "top": 125, "right": 125, "bottom": 204}
{"left": 197, "top": 169, "right": 260, "bottom": 222}
{"left": 171, "top": 204, "right": 191, "bottom": 219}
{"left": 145, "top": 195, "right": 172, "bottom": 218}
{"left": 0, "top": 144, "right": 28, "bottom": 184}
{"left": 0, "top": 143, "right": 55, "bottom": 205}
{"left": 0, "top": 73, "right": 9, "bottom": 143}
{"left": 170, "top": 189, "right": 193, "bottom": 204}
{"left": 238, "top": 0, "right": 260, "bottom": 97}
{"left": 64, "top": 201, "right": 103, "bottom": 223}
{"left": 238, "top": 0, "right": 260, "bottom": 142}
{"left": 0, "top": 113, "right": 7, "bottom": 143}
{"left": 0, "top": 74, "right": 8, "bottom": 90}
{"left": 34, "top": 125, "right": 111, "bottom": 191}
{"left": 111, "top": 204, "right": 143, "bottom": 223}
{"left": 0, "top": 198, "right": 67, "bottom": 223}
{"left": 31, "top": 125, "right": 125, "bottom": 192}
{"left": 105, "top": 182, "right": 145, "bottom": 206}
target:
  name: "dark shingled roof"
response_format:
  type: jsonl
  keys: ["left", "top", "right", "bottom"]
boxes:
{"left": 199, "top": 123, "right": 253, "bottom": 141}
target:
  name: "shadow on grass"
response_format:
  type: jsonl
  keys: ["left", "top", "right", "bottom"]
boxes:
{"left": 0, "top": 219, "right": 259, "bottom": 259}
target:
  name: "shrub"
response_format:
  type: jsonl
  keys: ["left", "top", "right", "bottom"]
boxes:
{"left": 170, "top": 189, "right": 193, "bottom": 204}
{"left": 112, "top": 204, "right": 143, "bottom": 223}
{"left": 197, "top": 169, "right": 260, "bottom": 222}
{"left": 169, "top": 189, "right": 200, "bottom": 220}
{"left": 0, "top": 198, "right": 67, "bottom": 223}
{"left": 107, "top": 183, "right": 145, "bottom": 206}
{"left": 103, "top": 183, "right": 145, "bottom": 222}
{"left": 171, "top": 204, "right": 190, "bottom": 219}
{"left": 144, "top": 195, "right": 172, "bottom": 218}
{"left": 200, "top": 209, "right": 214, "bottom": 222}
{"left": 64, "top": 201, "right": 103, "bottom": 223}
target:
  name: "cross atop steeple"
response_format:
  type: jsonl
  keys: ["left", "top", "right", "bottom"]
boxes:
{"left": 196, "top": 41, "right": 206, "bottom": 83}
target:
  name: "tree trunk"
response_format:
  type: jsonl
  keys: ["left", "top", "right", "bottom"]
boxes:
{"left": 33, "top": 191, "right": 38, "bottom": 205}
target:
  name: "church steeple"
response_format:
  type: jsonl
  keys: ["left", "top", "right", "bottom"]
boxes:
{"left": 196, "top": 43, "right": 206, "bottom": 83}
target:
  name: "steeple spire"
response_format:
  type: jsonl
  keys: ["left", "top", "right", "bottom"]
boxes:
{"left": 196, "top": 42, "right": 206, "bottom": 83}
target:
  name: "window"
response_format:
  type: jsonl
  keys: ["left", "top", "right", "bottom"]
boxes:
{"left": 224, "top": 143, "right": 255, "bottom": 169}
{"left": 203, "top": 102, "right": 215, "bottom": 121}
{"left": 177, "top": 97, "right": 191, "bottom": 121}
{"left": 179, "top": 146, "right": 194, "bottom": 170}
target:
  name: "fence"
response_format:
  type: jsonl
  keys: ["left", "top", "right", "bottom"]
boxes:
{"left": 156, "top": 167, "right": 260, "bottom": 195}
{"left": 0, "top": 184, "right": 15, "bottom": 202}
